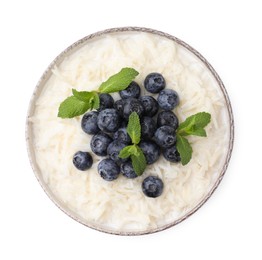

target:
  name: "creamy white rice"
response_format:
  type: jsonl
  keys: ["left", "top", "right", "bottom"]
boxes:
{"left": 30, "top": 31, "right": 230, "bottom": 233}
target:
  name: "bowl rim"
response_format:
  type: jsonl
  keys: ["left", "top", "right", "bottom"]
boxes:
{"left": 25, "top": 26, "right": 234, "bottom": 236}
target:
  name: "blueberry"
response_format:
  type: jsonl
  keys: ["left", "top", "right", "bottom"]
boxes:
{"left": 157, "top": 89, "right": 179, "bottom": 111}
{"left": 98, "top": 158, "right": 120, "bottom": 181}
{"left": 154, "top": 126, "right": 176, "bottom": 148}
{"left": 139, "top": 96, "right": 159, "bottom": 117}
{"left": 120, "top": 160, "right": 137, "bottom": 179}
{"left": 142, "top": 176, "right": 164, "bottom": 198}
{"left": 114, "top": 99, "right": 125, "bottom": 117}
{"left": 97, "top": 108, "right": 121, "bottom": 133}
{"left": 122, "top": 98, "right": 144, "bottom": 119}
{"left": 81, "top": 111, "right": 99, "bottom": 135}
{"left": 120, "top": 81, "right": 140, "bottom": 99}
{"left": 163, "top": 146, "right": 181, "bottom": 163}
{"left": 113, "top": 127, "right": 132, "bottom": 144}
{"left": 73, "top": 151, "right": 93, "bottom": 171}
{"left": 90, "top": 132, "right": 112, "bottom": 156}
{"left": 139, "top": 141, "right": 160, "bottom": 165}
{"left": 98, "top": 93, "right": 114, "bottom": 111}
{"left": 120, "top": 119, "right": 128, "bottom": 128}
{"left": 141, "top": 117, "right": 157, "bottom": 140}
{"left": 157, "top": 111, "right": 179, "bottom": 129}
{"left": 144, "top": 73, "right": 166, "bottom": 93}
{"left": 107, "top": 140, "right": 128, "bottom": 164}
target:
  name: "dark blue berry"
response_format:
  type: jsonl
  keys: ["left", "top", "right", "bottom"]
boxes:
{"left": 97, "top": 108, "right": 121, "bottom": 133}
{"left": 120, "top": 160, "right": 137, "bottom": 179}
{"left": 144, "top": 73, "right": 166, "bottom": 93}
{"left": 90, "top": 132, "right": 112, "bottom": 156}
{"left": 154, "top": 126, "right": 176, "bottom": 148}
{"left": 157, "top": 111, "right": 179, "bottom": 129}
{"left": 73, "top": 151, "right": 93, "bottom": 171}
{"left": 142, "top": 176, "right": 164, "bottom": 198}
{"left": 114, "top": 99, "right": 125, "bottom": 117}
{"left": 157, "top": 89, "right": 179, "bottom": 111}
{"left": 163, "top": 146, "right": 181, "bottom": 163}
{"left": 107, "top": 140, "right": 128, "bottom": 164}
{"left": 120, "top": 81, "right": 140, "bottom": 99}
{"left": 139, "top": 96, "right": 159, "bottom": 117}
{"left": 139, "top": 141, "right": 160, "bottom": 165}
{"left": 141, "top": 117, "right": 157, "bottom": 140}
{"left": 98, "top": 158, "right": 120, "bottom": 181}
{"left": 98, "top": 93, "right": 114, "bottom": 111}
{"left": 113, "top": 127, "right": 131, "bottom": 144}
{"left": 122, "top": 98, "right": 144, "bottom": 119}
{"left": 120, "top": 120, "right": 128, "bottom": 128}
{"left": 81, "top": 111, "right": 99, "bottom": 135}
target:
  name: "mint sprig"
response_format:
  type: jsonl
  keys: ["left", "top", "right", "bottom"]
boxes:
{"left": 127, "top": 112, "right": 141, "bottom": 144}
{"left": 73, "top": 89, "right": 100, "bottom": 110}
{"left": 177, "top": 112, "right": 211, "bottom": 137}
{"left": 176, "top": 135, "right": 193, "bottom": 165}
{"left": 58, "top": 90, "right": 99, "bottom": 118}
{"left": 99, "top": 68, "right": 139, "bottom": 93}
{"left": 58, "top": 96, "right": 90, "bottom": 118}
{"left": 131, "top": 147, "right": 146, "bottom": 176}
{"left": 119, "top": 112, "right": 146, "bottom": 176}
{"left": 176, "top": 112, "right": 211, "bottom": 165}
{"left": 58, "top": 68, "right": 139, "bottom": 118}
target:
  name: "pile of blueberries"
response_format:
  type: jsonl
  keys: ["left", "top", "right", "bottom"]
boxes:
{"left": 73, "top": 73, "right": 180, "bottom": 198}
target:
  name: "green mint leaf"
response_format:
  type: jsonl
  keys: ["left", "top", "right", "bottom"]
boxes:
{"left": 176, "top": 134, "right": 193, "bottom": 165}
{"left": 127, "top": 112, "right": 141, "bottom": 144}
{"left": 119, "top": 145, "right": 147, "bottom": 176}
{"left": 131, "top": 146, "right": 147, "bottom": 176}
{"left": 119, "top": 145, "right": 140, "bottom": 159}
{"left": 72, "top": 89, "right": 95, "bottom": 102}
{"left": 177, "top": 112, "right": 211, "bottom": 136}
{"left": 98, "top": 68, "right": 139, "bottom": 93}
{"left": 58, "top": 96, "right": 90, "bottom": 118}
{"left": 119, "top": 145, "right": 135, "bottom": 159}
{"left": 58, "top": 68, "right": 139, "bottom": 119}
{"left": 92, "top": 92, "right": 100, "bottom": 109}
{"left": 72, "top": 89, "right": 100, "bottom": 110}
{"left": 188, "top": 128, "right": 207, "bottom": 137}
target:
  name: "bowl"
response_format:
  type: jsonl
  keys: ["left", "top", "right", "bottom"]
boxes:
{"left": 26, "top": 27, "right": 234, "bottom": 235}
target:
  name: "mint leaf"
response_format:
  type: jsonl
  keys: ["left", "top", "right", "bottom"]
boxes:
{"left": 127, "top": 112, "right": 141, "bottom": 144}
{"left": 176, "top": 112, "right": 210, "bottom": 165}
{"left": 177, "top": 112, "right": 211, "bottom": 136}
{"left": 72, "top": 89, "right": 99, "bottom": 110}
{"left": 92, "top": 92, "right": 100, "bottom": 109}
{"left": 58, "top": 90, "right": 99, "bottom": 118}
{"left": 119, "top": 144, "right": 146, "bottom": 176}
{"left": 119, "top": 145, "right": 134, "bottom": 159}
{"left": 121, "top": 111, "right": 146, "bottom": 175}
{"left": 99, "top": 68, "right": 139, "bottom": 93}
{"left": 188, "top": 128, "right": 207, "bottom": 137}
{"left": 58, "top": 67, "right": 139, "bottom": 119}
{"left": 58, "top": 96, "right": 90, "bottom": 118}
{"left": 176, "top": 134, "right": 193, "bottom": 165}
{"left": 72, "top": 89, "right": 95, "bottom": 102}
{"left": 131, "top": 146, "right": 147, "bottom": 176}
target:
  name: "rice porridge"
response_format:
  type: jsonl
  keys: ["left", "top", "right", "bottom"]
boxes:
{"left": 28, "top": 29, "right": 232, "bottom": 234}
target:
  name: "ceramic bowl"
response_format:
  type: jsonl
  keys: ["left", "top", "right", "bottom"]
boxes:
{"left": 26, "top": 27, "right": 234, "bottom": 235}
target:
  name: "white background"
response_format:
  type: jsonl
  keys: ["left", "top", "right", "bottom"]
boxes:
{"left": 0, "top": 0, "right": 261, "bottom": 259}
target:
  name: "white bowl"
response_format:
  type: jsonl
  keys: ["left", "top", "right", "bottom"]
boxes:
{"left": 26, "top": 27, "right": 234, "bottom": 235}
